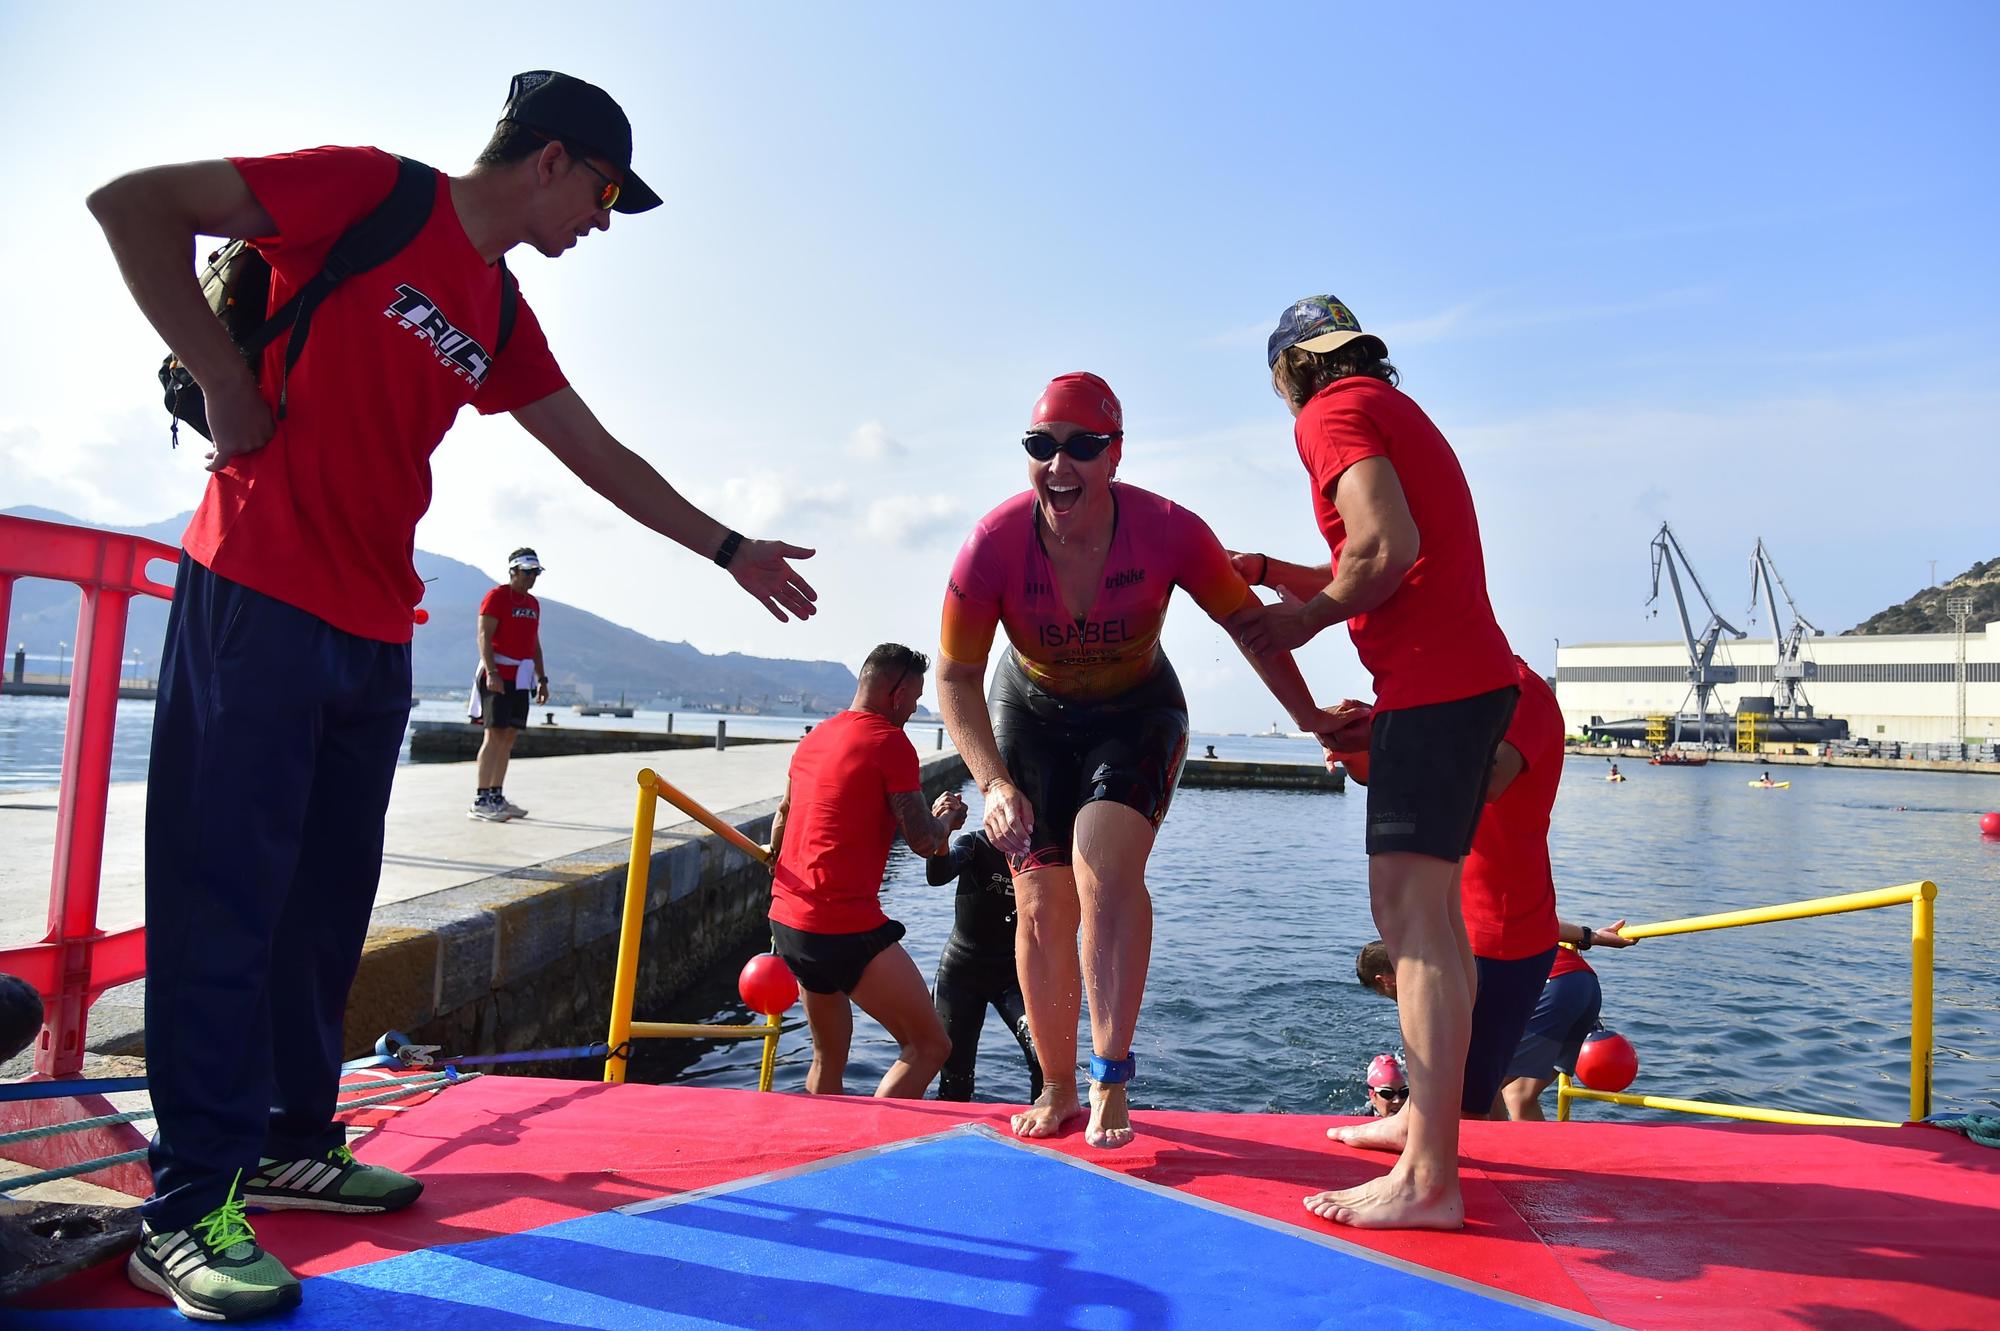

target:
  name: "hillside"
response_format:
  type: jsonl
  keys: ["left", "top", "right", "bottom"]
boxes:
{"left": 1847, "top": 557, "right": 2000, "bottom": 635}
{"left": 1, "top": 507, "right": 857, "bottom": 710}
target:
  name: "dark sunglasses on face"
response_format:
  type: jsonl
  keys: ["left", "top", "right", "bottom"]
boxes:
{"left": 1022, "top": 430, "right": 1120, "bottom": 463}
{"left": 1373, "top": 1085, "right": 1409, "bottom": 1102}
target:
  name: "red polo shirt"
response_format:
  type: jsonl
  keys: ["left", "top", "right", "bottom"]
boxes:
{"left": 1295, "top": 377, "right": 1515, "bottom": 710}
{"left": 182, "top": 146, "right": 569, "bottom": 643}
{"left": 479, "top": 585, "right": 541, "bottom": 661}
{"left": 770, "top": 711, "right": 922, "bottom": 933}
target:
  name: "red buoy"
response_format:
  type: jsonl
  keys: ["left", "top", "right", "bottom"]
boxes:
{"left": 412, "top": 607, "right": 430, "bottom": 625}
{"left": 738, "top": 953, "right": 799, "bottom": 1016}
{"left": 1981, "top": 811, "right": 2000, "bottom": 838}
{"left": 1576, "top": 1028, "right": 1640, "bottom": 1093}
{"left": 1336, "top": 749, "right": 1370, "bottom": 786}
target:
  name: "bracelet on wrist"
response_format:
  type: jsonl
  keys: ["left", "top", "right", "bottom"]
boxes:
{"left": 713, "top": 529, "right": 744, "bottom": 569}
{"left": 1255, "top": 553, "right": 1270, "bottom": 587}
{"left": 1577, "top": 927, "right": 1595, "bottom": 951}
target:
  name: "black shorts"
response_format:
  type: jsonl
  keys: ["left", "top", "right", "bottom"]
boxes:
{"left": 1365, "top": 685, "right": 1519, "bottom": 860}
{"left": 768, "top": 919, "right": 907, "bottom": 996}
{"left": 481, "top": 684, "right": 530, "bottom": 730}
{"left": 1505, "top": 967, "right": 1603, "bottom": 1082}
{"left": 1465, "top": 947, "right": 1556, "bottom": 1114}
{"left": 989, "top": 650, "right": 1189, "bottom": 874}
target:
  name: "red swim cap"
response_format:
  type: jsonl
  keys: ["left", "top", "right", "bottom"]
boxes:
{"left": 1366, "top": 1053, "right": 1404, "bottom": 1088}
{"left": 1030, "top": 372, "right": 1123, "bottom": 435}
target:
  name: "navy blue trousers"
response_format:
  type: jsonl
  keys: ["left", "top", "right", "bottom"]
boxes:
{"left": 142, "top": 556, "right": 410, "bottom": 1228}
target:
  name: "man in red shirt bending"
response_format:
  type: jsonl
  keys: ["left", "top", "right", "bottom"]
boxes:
{"left": 769, "top": 644, "right": 966, "bottom": 1099}
{"left": 470, "top": 547, "right": 550, "bottom": 821}
{"left": 89, "top": 71, "right": 818, "bottom": 1320}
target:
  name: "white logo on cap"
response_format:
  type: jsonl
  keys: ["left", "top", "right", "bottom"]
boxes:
{"left": 516, "top": 72, "right": 554, "bottom": 94}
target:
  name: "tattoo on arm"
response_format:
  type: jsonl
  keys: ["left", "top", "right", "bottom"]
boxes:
{"left": 890, "top": 790, "right": 949, "bottom": 856}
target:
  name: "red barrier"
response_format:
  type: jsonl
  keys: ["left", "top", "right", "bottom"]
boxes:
{"left": 0, "top": 514, "right": 177, "bottom": 1079}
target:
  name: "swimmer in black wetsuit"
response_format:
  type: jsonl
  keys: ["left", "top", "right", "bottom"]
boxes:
{"left": 925, "top": 831, "right": 1043, "bottom": 1103}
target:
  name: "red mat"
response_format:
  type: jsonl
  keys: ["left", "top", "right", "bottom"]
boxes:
{"left": 30, "top": 1077, "right": 2000, "bottom": 1329}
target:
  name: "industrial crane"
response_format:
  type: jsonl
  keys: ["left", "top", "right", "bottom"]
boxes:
{"left": 1647, "top": 522, "right": 1745, "bottom": 746}
{"left": 1747, "top": 538, "right": 1823, "bottom": 719}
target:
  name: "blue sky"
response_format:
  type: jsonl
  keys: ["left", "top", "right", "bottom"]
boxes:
{"left": 2, "top": 3, "right": 1994, "bottom": 728}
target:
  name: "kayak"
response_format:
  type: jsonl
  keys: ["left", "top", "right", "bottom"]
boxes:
{"left": 1607, "top": 775, "right": 1628, "bottom": 782}
{"left": 1749, "top": 780, "right": 1792, "bottom": 789}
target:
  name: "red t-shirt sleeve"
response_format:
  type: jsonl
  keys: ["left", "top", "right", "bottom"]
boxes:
{"left": 478, "top": 587, "right": 505, "bottom": 619}
{"left": 477, "top": 292, "right": 569, "bottom": 416}
{"left": 1299, "top": 391, "right": 1392, "bottom": 501}
{"left": 878, "top": 727, "right": 922, "bottom": 796}
{"left": 227, "top": 146, "right": 398, "bottom": 279}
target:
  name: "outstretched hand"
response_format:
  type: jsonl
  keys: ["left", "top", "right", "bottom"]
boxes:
{"left": 1594, "top": 918, "right": 1636, "bottom": 948}
{"left": 730, "top": 539, "right": 819, "bottom": 622}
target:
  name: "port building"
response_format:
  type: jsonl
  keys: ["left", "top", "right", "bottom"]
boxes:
{"left": 1554, "top": 621, "right": 2000, "bottom": 746}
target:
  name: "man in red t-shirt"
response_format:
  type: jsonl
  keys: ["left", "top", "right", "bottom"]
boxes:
{"left": 1498, "top": 920, "right": 1635, "bottom": 1120}
{"left": 1237, "top": 296, "right": 1517, "bottom": 1233}
{"left": 769, "top": 644, "right": 966, "bottom": 1099}
{"left": 470, "top": 547, "right": 550, "bottom": 821}
{"left": 89, "top": 71, "right": 821, "bottom": 1319}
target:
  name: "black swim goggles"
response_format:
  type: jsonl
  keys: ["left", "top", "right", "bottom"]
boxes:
{"left": 1021, "top": 430, "right": 1121, "bottom": 463}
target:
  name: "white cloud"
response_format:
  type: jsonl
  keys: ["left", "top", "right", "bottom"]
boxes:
{"left": 692, "top": 475, "right": 851, "bottom": 534}
{"left": 0, "top": 412, "right": 207, "bottom": 526}
{"left": 866, "top": 493, "right": 964, "bottom": 547}
{"left": 846, "top": 420, "right": 905, "bottom": 461}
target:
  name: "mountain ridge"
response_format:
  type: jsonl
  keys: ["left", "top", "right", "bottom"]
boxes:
{"left": 1846, "top": 557, "right": 2000, "bottom": 635}
{"left": 1, "top": 507, "right": 858, "bottom": 709}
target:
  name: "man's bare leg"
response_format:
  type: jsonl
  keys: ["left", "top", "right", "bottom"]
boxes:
{"left": 1331, "top": 863, "right": 1478, "bottom": 1153}
{"left": 1307, "top": 852, "right": 1471, "bottom": 1230}
{"left": 800, "top": 988, "right": 853, "bottom": 1095}
{"left": 848, "top": 943, "right": 951, "bottom": 1099}
{"left": 475, "top": 725, "right": 516, "bottom": 790}
{"left": 1074, "top": 802, "right": 1157, "bottom": 1149}
{"left": 1010, "top": 866, "right": 1085, "bottom": 1138}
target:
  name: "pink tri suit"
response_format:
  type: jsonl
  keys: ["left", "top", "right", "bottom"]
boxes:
{"left": 940, "top": 483, "right": 1252, "bottom": 870}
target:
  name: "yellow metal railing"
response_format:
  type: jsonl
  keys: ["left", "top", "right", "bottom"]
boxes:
{"left": 1735, "top": 712, "right": 1762, "bottom": 752}
{"left": 1645, "top": 715, "right": 1669, "bottom": 748}
{"left": 603, "top": 768, "right": 784, "bottom": 1090}
{"left": 1558, "top": 880, "right": 1937, "bottom": 1128}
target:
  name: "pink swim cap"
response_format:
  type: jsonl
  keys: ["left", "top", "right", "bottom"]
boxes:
{"left": 1366, "top": 1053, "right": 1405, "bottom": 1089}
{"left": 1030, "top": 372, "right": 1123, "bottom": 435}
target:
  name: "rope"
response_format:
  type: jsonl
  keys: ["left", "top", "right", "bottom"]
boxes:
{"left": 0, "top": 1072, "right": 478, "bottom": 1194}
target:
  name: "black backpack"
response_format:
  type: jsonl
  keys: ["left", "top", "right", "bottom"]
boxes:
{"left": 160, "top": 155, "right": 518, "bottom": 445}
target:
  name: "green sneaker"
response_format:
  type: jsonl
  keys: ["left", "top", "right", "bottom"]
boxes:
{"left": 243, "top": 1144, "right": 423, "bottom": 1214}
{"left": 127, "top": 1174, "right": 301, "bottom": 1321}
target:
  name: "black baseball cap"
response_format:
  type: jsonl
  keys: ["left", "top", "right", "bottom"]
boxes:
{"left": 501, "top": 71, "right": 662, "bottom": 214}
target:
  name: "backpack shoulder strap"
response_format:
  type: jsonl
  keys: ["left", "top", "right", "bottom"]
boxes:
{"left": 496, "top": 258, "right": 519, "bottom": 355}
{"left": 246, "top": 155, "right": 436, "bottom": 359}
{"left": 250, "top": 155, "right": 439, "bottom": 418}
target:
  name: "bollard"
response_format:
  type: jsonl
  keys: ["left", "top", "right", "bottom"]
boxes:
{"left": 716, "top": 719, "right": 727, "bottom": 751}
{"left": 11, "top": 643, "right": 23, "bottom": 685}
{"left": 936, "top": 726, "right": 944, "bottom": 751}
{"left": 667, "top": 712, "right": 674, "bottom": 734}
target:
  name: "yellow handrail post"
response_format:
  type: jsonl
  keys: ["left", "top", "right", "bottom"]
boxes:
{"left": 757, "top": 1010, "right": 782, "bottom": 1093}
{"left": 1556, "top": 1072, "right": 1572, "bottom": 1122}
{"left": 603, "top": 769, "right": 660, "bottom": 1084}
{"left": 1912, "top": 881, "right": 1936, "bottom": 1122}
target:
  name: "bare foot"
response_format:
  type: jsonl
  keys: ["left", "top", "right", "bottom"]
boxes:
{"left": 1010, "top": 1083, "right": 1083, "bottom": 1139}
{"left": 1302, "top": 1167, "right": 1463, "bottom": 1230}
{"left": 1327, "top": 1114, "right": 1409, "bottom": 1153}
{"left": 1085, "top": 1081, "right": 1135, "bottom": 1150}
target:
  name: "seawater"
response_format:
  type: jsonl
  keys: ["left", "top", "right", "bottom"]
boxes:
{"left": 640, "top": 756, "right": 2000, "bottom": 1124}
{"left": 5, "top": 696, "right": 1996, "bottom": 1123}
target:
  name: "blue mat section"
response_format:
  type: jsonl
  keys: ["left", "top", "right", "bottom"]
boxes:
{"left": 20, "top": 1130, "right": 1586, "bottom": 1328}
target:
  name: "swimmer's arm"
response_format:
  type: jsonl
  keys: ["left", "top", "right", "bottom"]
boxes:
{"left": 512, "top": 389, "right": 818, "bottom": 623}
{"left": 1219, "top": 601, "right": 1341, "bottom": 733}
{"left": 936, "top": 656, "right": 1010, "bottom": 796}
{"left": 1486, "top": 741, "right": 1526, "bottom": 801}
{"left": 925, "top": 835, "right": 974, "bottom": 887}
{"left": 890, "top": 790, "right": 958, "bottom": 857}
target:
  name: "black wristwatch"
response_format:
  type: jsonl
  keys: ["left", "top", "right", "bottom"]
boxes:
{"left": 713, "top": 529, "right": 744, "bottom": 569}
{"left": 1577, "top": 927, "right": 1595, "bottom": 951}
